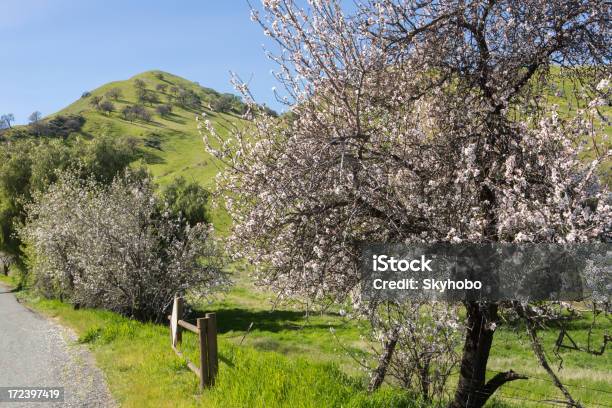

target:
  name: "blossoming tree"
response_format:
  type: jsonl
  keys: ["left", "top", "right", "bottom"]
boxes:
{"left": 203, "top": 1, "right": 610, "bottom": 406}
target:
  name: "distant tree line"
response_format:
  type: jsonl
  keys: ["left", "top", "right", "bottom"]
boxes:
{"left": 1, "top": 114, "right": 85, "bottom": 140}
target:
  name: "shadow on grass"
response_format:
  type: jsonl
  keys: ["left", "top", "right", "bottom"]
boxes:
{"left": 188, "top": 307, "right": 336, "bottom": 334}
{"left": 163, "top": 113, "right": 186, "bottom": 125}
{"left": 138, "top": 149, "right": 166, "bottom": 165}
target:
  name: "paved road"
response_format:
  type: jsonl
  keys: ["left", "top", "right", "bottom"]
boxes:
{"left": 0, "top": 284, "right": 115, "bottom": 407}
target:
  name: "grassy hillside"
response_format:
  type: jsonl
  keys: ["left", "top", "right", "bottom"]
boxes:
{"left": 54, "top": 70, "right": 240, "bottom": 232}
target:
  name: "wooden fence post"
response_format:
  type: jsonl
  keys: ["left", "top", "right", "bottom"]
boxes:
{"left": 197, "top": 317, "right": 209, "bottom": 390}
{"left": 205, "top": 313, "right": 218, "bottom": 385}
{"left": 171, "top": 296, "right": 183, "bottom": 347}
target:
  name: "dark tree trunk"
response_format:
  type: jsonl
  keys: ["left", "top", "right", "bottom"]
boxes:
{"left": 450, "top": 302, "right": 526, "bottom": 408}
{"left": 368, "top": 327, "right": 399, "bottom": 392}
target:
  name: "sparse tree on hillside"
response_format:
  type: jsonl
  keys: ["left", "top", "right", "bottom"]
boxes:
{"left": 122, "top": 105, "right": 151, "bottom": 122}
{"left": 105, "top": 87, "right": 123, "bottom": 101}
{"left": 136, "top": 88, "right": 158, "bottom": 106}
{"left": 81, "top": 91, "right": 91, "bottom": 98}
{"left": 134, "top": 79, "right": 146, "bottom": 90}
{"left": 136, "top": 88, "right": 147, "bottom": 105}
{"left": 156, "top": 83, "right": 168, "bottom": 93}
{"left": 139, "top": 106, "right": 152, "bottom": 122}
{"left": 203, "top": 1, "right": 611, "bottom": 407}
{"left": 170, "top": 86, "right": 179, "bottom": 96}
{"left": 88, "top": 96, "right": 102, "bottom": 109}
{"left": 176, "top": 88, "right": 201, "bottom": 110}
{"left": 99, "top": 100, "right": 115, "bottom": 115}
{"left": 155, "top": 104, "right": 172, "bottom": 117}
{"left": 133, "top": 105, "right": 152, "bottom": 122}
{"left": 28, "top": 111, "right": 44, "bottom": 136}
{"left": 28, "top": 111, "right": 42, "bottom": 124}
{"left": 154, "top": 72, "right": 164, "bottom": 80}
{"left": 0, "top": 114, "right": 15, "bottom": 129}
{"left": 121, "top": 105, "right": 135, "bottom": 122}
{"left": 211, "top": 95, "right": 233, "bottom": 113}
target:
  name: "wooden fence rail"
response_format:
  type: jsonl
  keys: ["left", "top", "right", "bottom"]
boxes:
{"left": 168, "top": 296, "right": 218, "bottom": 389}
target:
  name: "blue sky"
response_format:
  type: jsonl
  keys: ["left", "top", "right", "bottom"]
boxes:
{"left": 0, "top": 0, "right": 280, "bottom": 124}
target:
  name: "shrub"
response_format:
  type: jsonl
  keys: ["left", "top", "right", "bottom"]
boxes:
{"left": 20, "top": 170, "right": 226, "bottom": 321}
{"left": 99, "top": 100, "right": 115, "bottom": 115}
{"left": 137, "top": 88, "right": 158, "bottom": 105}
{"left": 89, "top": 95, "right": 102, "bottom": 109}
{"left": 105, "top": 88, "right": 123, "bottom": 101}
{"left": 161, "top": 176, "right": 210, "bottom": 226}
{"left": 134, "top": 78, "right": 146, "bottom": 90}
{"left": 155, "top": 104, "right": 172, "bottom": 117}
{"left": 176, "top": 88, "right": 201, "bottom": 109}
{"left": 122, "top": 105, "right": 152, "bottom": 122}
{"left": 211, "top": 94, "right": 234, "bottom": 113}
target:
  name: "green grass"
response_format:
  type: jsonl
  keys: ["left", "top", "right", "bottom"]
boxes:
{"left": 6, "top": 285, "right": 425, "bottom": 408}
{"left": 4, "top": 274, "right": 609, "bottom": 408}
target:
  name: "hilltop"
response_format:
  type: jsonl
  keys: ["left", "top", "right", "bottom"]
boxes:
{"left": 59, "top": 70, "right": 239, "bottom": 185}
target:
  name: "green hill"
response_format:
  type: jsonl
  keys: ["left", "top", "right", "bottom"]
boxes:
{"left": 54, "top": 70, "right": 244, "bottom": 232}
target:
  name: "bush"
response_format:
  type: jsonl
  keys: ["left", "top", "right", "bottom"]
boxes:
{"left": 20, "top": 170, "right": 226, "bottom": 321}
{"left": 43, "top": 114, "right": 86, "bottom": 138}
{"left": 105, "top": 88, "right": 123, "bottom": 100}
{"left": 155, "top": 104, "right": 172, "bottom": 117}
{"left": 212, "top": 94, "right": 234, "bottom": 113}
{"left": 122, "top": 105, "right": 152, "bottom": 122}
{"left": 134, "top": 79, "right": 146, "bottom": 89}
{"left": 161, "top": 177, "right": 210, "bottom": 226}
{"left": 176, "top": 88, "right": 201, "bottom": 109}
{"left": 99, "top": 100, "right": 115, "bottom": 115}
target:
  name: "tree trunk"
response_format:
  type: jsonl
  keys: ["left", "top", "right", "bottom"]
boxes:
{"left": 450, "top": 302, "right": 526, "bottom": 408}
{"left": 368, "top": 327, "right": 399, "bottom": 392}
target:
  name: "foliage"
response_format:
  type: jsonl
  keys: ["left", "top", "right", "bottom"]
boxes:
{"left": 176, "top": 88, "right": 201, "bottom": 110}
{"left": 0, "top": 113, "right": 15, "bottom": 129}
{"left": 161, "top": 176, "right": 211, "bottom": 226}
{"left": 99, "top": 100, "right": 115, "bottom": 114}
{"left": 89, "top": 95, "right": 102, "bottom": 109}
{"left": 134, "top": 78, "right": 146, "bottom": 90}
{"left": 155, "top": 104, "right": 172, "bottom": 117}
{"left": 28, "top": 111, "right": 42, "bottom": 124}
{"left": 212, "top": 94, "right": 235, "bottom": 113}
{"left": 20, "top": 170, "right": 226, "bottom": 321}
{"left": 105, "top": 87, "right": 123, "bottom": 101}
{"left": 121, "top": 104, "right": 152, "bottom": 122}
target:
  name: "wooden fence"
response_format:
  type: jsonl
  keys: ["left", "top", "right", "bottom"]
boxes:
{"left": 168, "top": 296, "right": 218, "bottom": 389}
